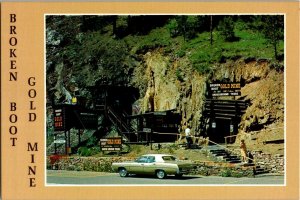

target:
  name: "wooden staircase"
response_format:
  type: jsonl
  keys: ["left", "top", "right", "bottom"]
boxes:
{"left": 204, "top": 145, "right": 269, "bottom": 175}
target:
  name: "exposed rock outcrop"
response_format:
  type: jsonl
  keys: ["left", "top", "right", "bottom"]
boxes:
{"left": 133, "top": 51, "right": 283, "bottom": 140}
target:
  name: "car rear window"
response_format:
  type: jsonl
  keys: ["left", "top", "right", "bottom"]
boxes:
{"left": 162, "top": 156, "right": 176, "bottom": 161}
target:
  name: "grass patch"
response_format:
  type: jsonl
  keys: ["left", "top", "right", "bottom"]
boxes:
{"left": 125, "top": 28, "right": 171, "bottom": 54}
{"left": 169, "top": 27, "right": 282, "bottom": 74}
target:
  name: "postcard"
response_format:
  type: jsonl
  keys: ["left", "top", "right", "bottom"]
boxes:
{"left": 1, "top": 2, "right": 299, "bottom": 200}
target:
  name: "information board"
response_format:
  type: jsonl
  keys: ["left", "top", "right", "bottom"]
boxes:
{"left": 100, "top": 137, "right": 122, "bottom": 151}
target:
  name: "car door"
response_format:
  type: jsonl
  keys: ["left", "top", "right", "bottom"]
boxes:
{"left": 130, "top": 156, "right": 148, "bottom": 174}
{"left": 142, "top": 156, "right": 157, "bottom": 175}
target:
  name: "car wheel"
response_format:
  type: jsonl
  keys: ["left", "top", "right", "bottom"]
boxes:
{"left": 156, "top": 170, "right": 166, "bottom": 179}
{"left": 118, "top": 168, "right": 128, "bottom": 177}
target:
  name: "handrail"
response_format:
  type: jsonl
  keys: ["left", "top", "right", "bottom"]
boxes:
{"left": 107, "top": 106, "right": 133, "bottom": 132}
{"left": 224, "top": 126, "right": 284, "bottom": 148}
{"left": 205, "top": 138, "right": 256, "bottom": 164}
{"left": 224, "top": 135, "right": 238, "bottom": 138}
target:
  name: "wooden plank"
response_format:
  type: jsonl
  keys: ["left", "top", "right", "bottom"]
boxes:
{"left": 206, "top": 99, "right": 248, "bottom": 103}
{"left": 205, "top": 101, "right": 247, "bottom": 105}
{"left": 204, "top": 108, "right": 246, "bottom": 113}
{"left": 205, "top": 104, "right": 247, "bottom": 109}
{"left": 204, "top": 112, "right": 242, "bottom": 117}
{"left": 205, "top": 105, "right": 247, "bottom": 110}
{"left": 215, "top": 116, "right": 232, "bottom": 120}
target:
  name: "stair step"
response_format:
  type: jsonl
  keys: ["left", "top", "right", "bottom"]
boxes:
{"left": 255, "top": 167, "right": 266, "bottom": 172}
{"left": 243, "top": 163, "right": 255, "bottom": 167}
{"left": 225, "top": 158, "right": 241, "bottom": 162}
{"left": 255, "top": 170, "right": 269, "bottom": 175}
{"left": 229, "top": 160, "right": 242, "bottom": 163}
{"left": 213, "top": 153, "right": 229, "bottom": 156}
{"left": 210, "top": 149, "right": 227, "bottom": 153}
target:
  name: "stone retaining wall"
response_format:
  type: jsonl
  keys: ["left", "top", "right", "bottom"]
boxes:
{"left": 47, "top": 156, "right": 255, "bottom": 177}
{"left": 251, "top": 151, "right": 284, "bottom": 174}
{"left": 193, "top": 161, "right": 255, "bottom": 177}
{"left": 47, "top": 156, "right": 136, "bottom": 172}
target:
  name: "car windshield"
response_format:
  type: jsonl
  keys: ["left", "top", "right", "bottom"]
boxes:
{"left": 162, "top": 156, "right": 177, "bottom": 161}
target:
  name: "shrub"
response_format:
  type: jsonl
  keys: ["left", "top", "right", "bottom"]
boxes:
{"left": 176, "top": 49, "right": 186, "bottom": 58}
{"left": 176, "top": 69, "right": 184, "bottom": 82}
{"left": 219, "top": 168, "right": 232, "bottom": 177}
{"left": 78, "top": 146, "right": 100, "bottom": 157}
{"left": 193, "top": 62, "right": 212, "bottom": 74}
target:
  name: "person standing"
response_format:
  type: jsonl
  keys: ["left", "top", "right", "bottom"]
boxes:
{"left": 185, "top": 126, "right": 192, "bottom": 149}
{"left": 240, "top": 139, "right": 247, "bottom": 163}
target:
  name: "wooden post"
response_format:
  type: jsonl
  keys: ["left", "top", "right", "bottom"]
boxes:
{"left": 54, "top": 134, "right": 57, "bottom": 154}
{"left": 68, "top": 130, "right": 71, "bottom": 155}
{"left": 78, "top": 129, "right": 81, "bottom": 144}
{"left": 230, "top": 120, "right": 234, "bottom": 144}
{"left": 150, "top": 130, "right": 153, "bottom": 150}
{"left": 64, "top": 130, "right": 67, "bottom": 155}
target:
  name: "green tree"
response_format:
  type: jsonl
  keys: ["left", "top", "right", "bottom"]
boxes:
{"left": 209, "top": 15, "right": 213, "bottom": 45}
{"left": 167, "top": 16, "right": 200, "bottom": 41}
{"left": 261, "top": 15, "right": 284, "bottom": 60}
{"left": 166, "top": 18, "right": 179, "bottom": 37}
{"left": 177, "top": 16, "right": 188, "bottom": 41}
{"left": 218, "top": 16, "right": 235, "bottom": 41}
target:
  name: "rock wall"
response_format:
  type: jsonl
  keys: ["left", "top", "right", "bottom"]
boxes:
{"left": 47, "top": 156, "right": 255, "bottom": 177}
{"left": 47, "top": 156, "right": 136, "bottom": 172}
{"left": 251, "top": 150, "right": 284, "bottom": 174}
{"left": 47, "top": 46, "right": 284, "bottom": 148}
{"left": 135, "top": 51, "right": 207, "bottom": 135}
{"left": 212, "top": 59, "right": 284, "bottom": 132}
{"left": 134, "top": 51, "right": 284, "bottom": 139}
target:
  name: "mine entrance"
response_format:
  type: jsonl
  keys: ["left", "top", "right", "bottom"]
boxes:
{"left": 207, "top": 118, "right": 232, "bottom": 144}
{"left": 203, "top": 99, "right": 248, "bottom": 144}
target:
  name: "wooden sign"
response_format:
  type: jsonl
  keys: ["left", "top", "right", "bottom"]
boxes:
{"left": 100, "top": 137, "right": 122, "bottom": 151}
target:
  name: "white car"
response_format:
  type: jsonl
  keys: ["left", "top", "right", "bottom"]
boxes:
{"left": 111, "top": 154, "right": 196, "bottom": 179}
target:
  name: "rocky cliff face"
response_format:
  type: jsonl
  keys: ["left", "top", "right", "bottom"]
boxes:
{"left": 131, "top": 51, "right": 284, "bottom": 140}
{"left": 211, "top": 59, "right": 284, "bottom": 132}
{"left": 47, "top": 47, "right": 284, "bottom": 150}
{"left": 131, "top": 50, "right": 207, "bottom": 135}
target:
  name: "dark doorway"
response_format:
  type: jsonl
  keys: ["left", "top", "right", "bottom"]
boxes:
{"left": 203, "top": 99, "right": 248, "bottom": 144}
{"left": 207, "top": 118, "right": 232, "bottom": 144}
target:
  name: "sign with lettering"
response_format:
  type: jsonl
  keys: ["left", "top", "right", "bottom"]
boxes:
{"left": 209, "top": 82, "right": 241, "bottom": 96}
{"left": 100, "top": 137, "right": 122, "bottom": 151}
{"left": 53, "top": 105, "right": 98, "bottom": 132}
{"left": 54, "top": 109, "right": 64, "bottom": 131}
{"left": 54, "top": 139, "right": 66, "bottom": 144}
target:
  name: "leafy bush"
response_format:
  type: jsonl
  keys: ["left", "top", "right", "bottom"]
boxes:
{"left": 193, "top": 62, "right": 212, "bottom": 74}
{"left": 219, "top": 168, "right": 232, "bottom": 177}
{"left": 78, "top": 146, "right": 100, "bottom": 157}
{"left": 176, "top": 68, "right": 184, "bottom": 82}
{"left": 86, "top": 136, "right": 98, "bottom": 147}
{"left": 176, "top": 49, "right": 186, "bottom": 58}
{"left": 219, "top": 168, "right": 244, "bottom": 178}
